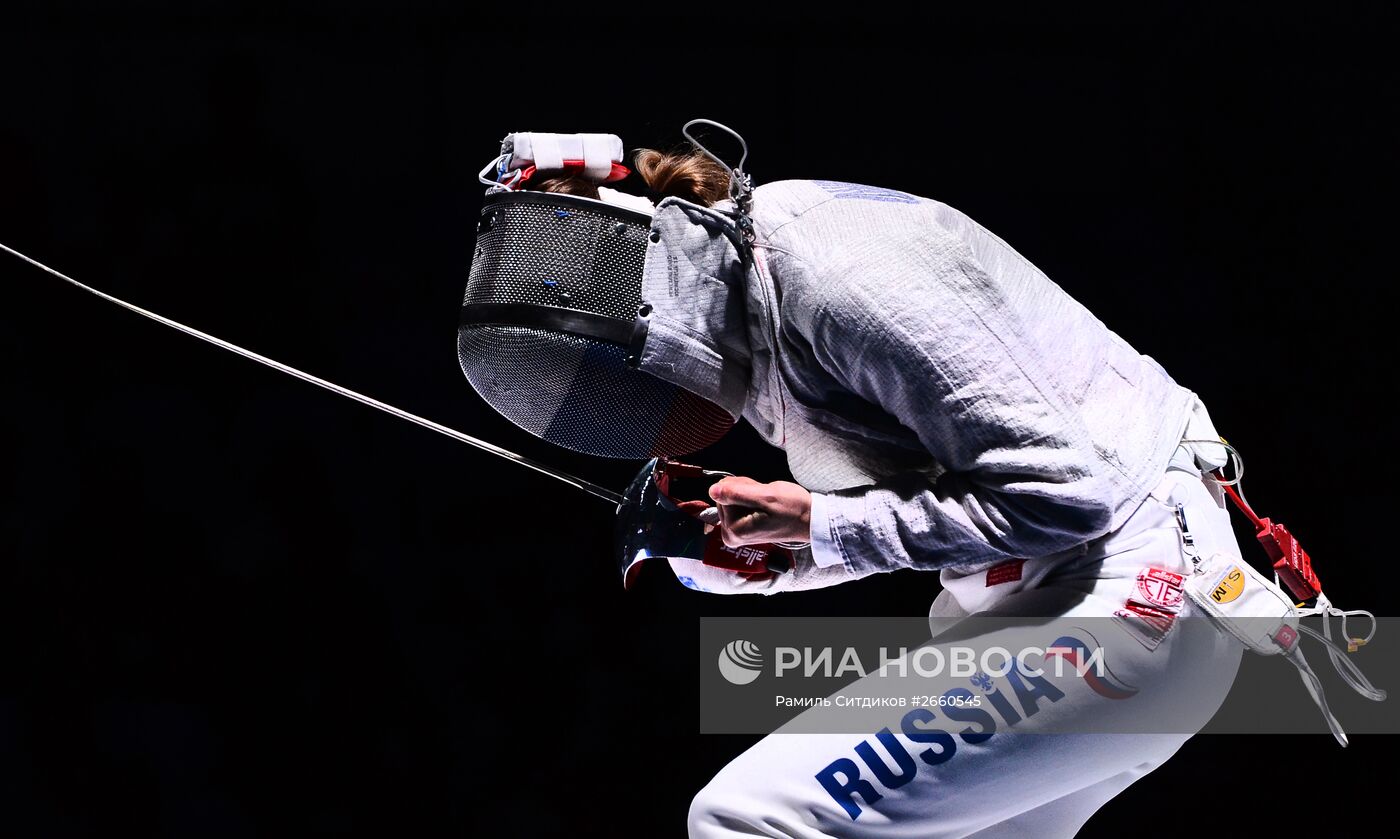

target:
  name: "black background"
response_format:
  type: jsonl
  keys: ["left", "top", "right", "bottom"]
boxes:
{"left": 2, "top": 3, "right": 1396, "bottom": 836}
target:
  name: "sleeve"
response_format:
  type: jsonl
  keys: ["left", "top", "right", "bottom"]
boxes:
{"left": 666, "top": 549, "right": 881, "bottom": 596}
{"left": 798, "top": 231, "right": 1117, "bottom": 576}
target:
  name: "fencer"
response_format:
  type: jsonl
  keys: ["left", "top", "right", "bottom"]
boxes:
{"left": 461, "top": 128, "right": 1246, "bottom": 838}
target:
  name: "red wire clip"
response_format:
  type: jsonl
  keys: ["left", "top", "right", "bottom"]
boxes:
{"left": 1217, "top": 479, "right": 1323, "bottom": 601}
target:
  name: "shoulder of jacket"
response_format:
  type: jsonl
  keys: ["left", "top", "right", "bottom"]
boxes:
{"left": 751, "top": 180, "right": 838, "bottom": 226}
{"left": 759, "top": 184, "right": 962, "bottom": 262}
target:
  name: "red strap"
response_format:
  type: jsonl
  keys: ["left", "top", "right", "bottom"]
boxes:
{"left": 1212, "top": 470, "right": 1322, "bottom": 600}
{"left": 702, "top": 536, "right": 794, "bottom": 576}
{"left": 1216, "top": 476, "right": 1267, "bottom": 529}
{"left": 675, "top": 499, "right": 711, "bottom": 517}
{"left": 509, "top": 161, "right": 631, "bottom": 189}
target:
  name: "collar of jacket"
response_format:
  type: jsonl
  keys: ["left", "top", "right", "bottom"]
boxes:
{"left": 636, "top": 196, "right": 754, "bottom": 420}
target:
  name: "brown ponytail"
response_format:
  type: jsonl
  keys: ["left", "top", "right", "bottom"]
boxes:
{"left": 530, "top": 173, "right": 600, "bottom": 198}
{"left": 632, "top": 147, "right": 732, "bottom": 206}
{"left": 530, "top": 145, "right": 732, "bottom": 207}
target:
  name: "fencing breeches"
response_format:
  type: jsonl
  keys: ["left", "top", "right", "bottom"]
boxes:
{"left": 689, "top": 449, "right": 1244, "bottom": 838}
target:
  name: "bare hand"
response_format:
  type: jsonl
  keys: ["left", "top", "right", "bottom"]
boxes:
{"left": 708, "top": 476, "right": 812, "bottom": 547}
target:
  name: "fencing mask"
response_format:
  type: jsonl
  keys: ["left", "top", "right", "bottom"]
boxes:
{"left": 457, "top": 133, "right": 736, "bottom": 459}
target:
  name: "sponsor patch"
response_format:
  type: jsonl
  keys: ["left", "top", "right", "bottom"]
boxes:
{"left": 676, "top": 575, "right": 711, "bottom": 593}
{"left": 1210, "top": 566, "right": 1247, "bottom": 604}
{"left": 985, "top": 559, "right": 1025, "bottom": 587}
{"left": 1132, "top": 566, "right": 1185, "bottom": 611}
{"left": 1113, "top": 601, "right": 1178, "bottom": 651}
{"left": 1046, "top": 633, "right": 1140, "bottom": 700}
{"left": 813, "top": 180, "right": 921, "bottom": 204}
{"left": 1272, "top": 624, "right": 1299, "bottom": 652}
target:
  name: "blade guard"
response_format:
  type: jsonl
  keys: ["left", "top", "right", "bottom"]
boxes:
{"left": 615, "top": 458, "right": 794, "bottom": 589}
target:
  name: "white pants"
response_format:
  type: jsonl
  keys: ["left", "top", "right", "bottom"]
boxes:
{"left": 689, "top": 451, "right": 1244, "bottom": 838}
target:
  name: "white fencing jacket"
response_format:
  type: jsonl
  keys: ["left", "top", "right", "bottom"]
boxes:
{"left": 636, "top": 180, "right": 1207, "bottom": 594}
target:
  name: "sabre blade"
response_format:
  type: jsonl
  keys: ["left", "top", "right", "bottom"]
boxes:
{"left": 1, "top": 241, "right": 623, "bottom": 506}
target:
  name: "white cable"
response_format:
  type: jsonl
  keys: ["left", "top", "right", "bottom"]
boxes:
{"left": 1234, "top": 480, "right": 1253, "bottom": 510}
{"left": 1293, "top": 592, "right": 1383, "bottom": 704}
{"left": 1, "top": 241, "right": 624, "bottom": 506}
{"left": 477, "top": 154, "right": 522, "bottom": 192}
{"left": 1287, "top": 645, "right": 1350, "bottom": 747}
{"left": 1297, "top": 592, "right": 1385, "bottom": 699}
{"left": 1296, "top": 622, "right": 1387, "bottom": 702}
{"left": 1341, "top": 607, "right": 1379, "bottom": 647}
{"left": 1298, "top": 594, "right": 1379, "bottom": 646}
{"left": 1180, "top": 436, "right": 1387, "bottom": 712}
{"left": 1182, "top": 437, "right": 1244, "bottom": 486}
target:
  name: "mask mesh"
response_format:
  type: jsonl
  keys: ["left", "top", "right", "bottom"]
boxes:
{"left": 459, "top": 192, "right": 734, "bottom": 458}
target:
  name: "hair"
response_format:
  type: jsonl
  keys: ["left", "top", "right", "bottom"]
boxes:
{"left": 531, "top": 146, "right": 732, "bottom": 206}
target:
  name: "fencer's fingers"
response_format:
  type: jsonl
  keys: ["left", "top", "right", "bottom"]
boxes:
{"left": 710, "top": 476, "right": 771, "bottom": 509}
{"left": 709, "top": 477, "right": 805, "bottom": 545}
{"left": 709, "top": 476, "right": 744, "bottom": 505}
{"left": 697, "top": 506, "right": 721, "bottom": 525}
{"left": 720, "top": 504, "right": 771, "bottom": 547}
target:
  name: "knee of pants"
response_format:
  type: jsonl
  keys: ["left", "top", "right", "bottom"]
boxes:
{"left": 687, "top": 773, "right": 757, "bottom": 839}
{"left": 687, "top": 757, "right": 827, "bottom": 839}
